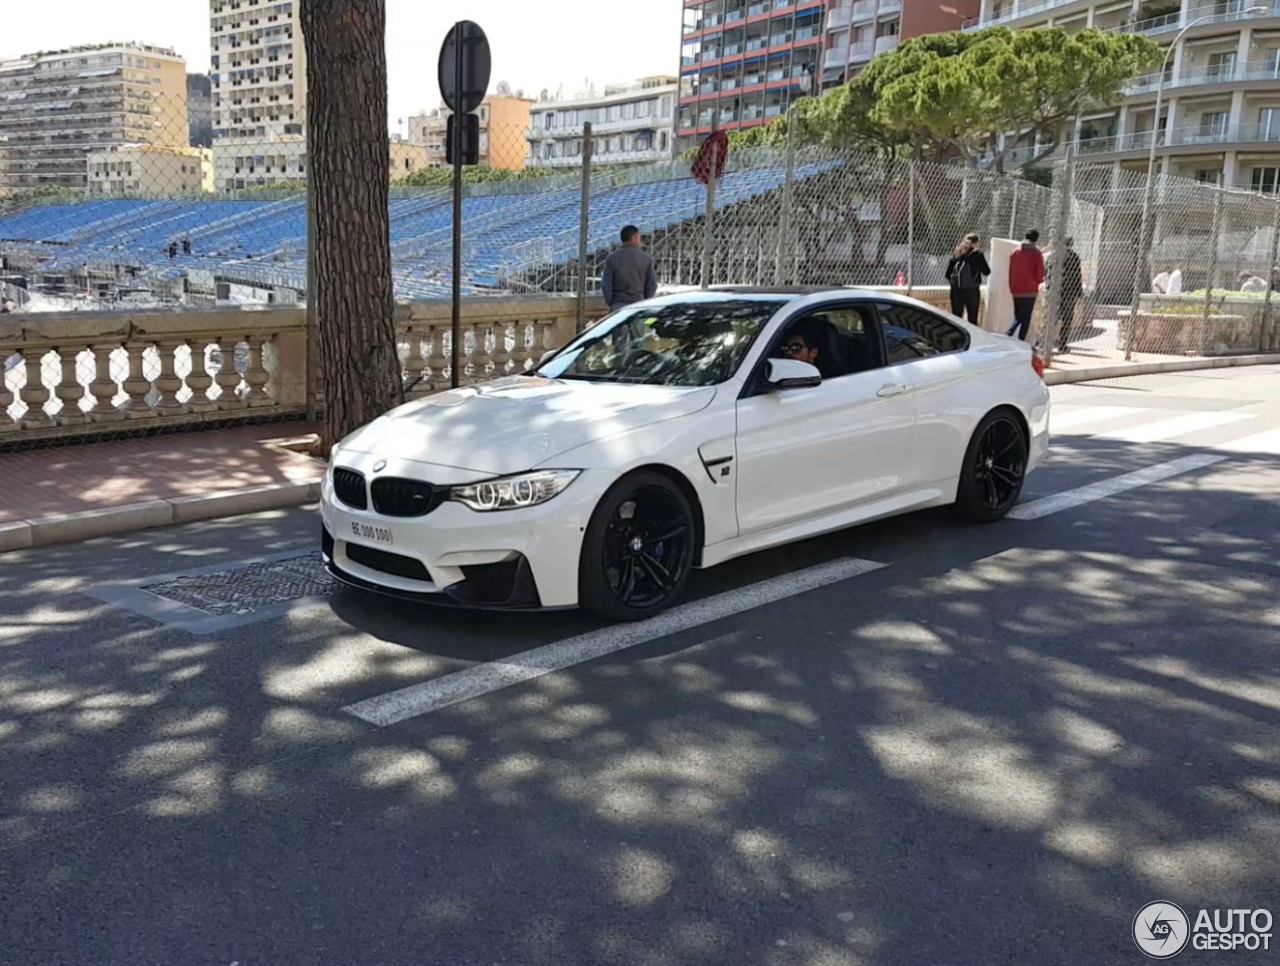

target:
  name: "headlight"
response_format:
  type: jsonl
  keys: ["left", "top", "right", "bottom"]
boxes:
{"left": 450, "top": 470, "right": 580, "bottom": 512}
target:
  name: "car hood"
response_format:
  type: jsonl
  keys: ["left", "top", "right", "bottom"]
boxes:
{"left": 337, "top": 375, "right": 717, "bottom": 476}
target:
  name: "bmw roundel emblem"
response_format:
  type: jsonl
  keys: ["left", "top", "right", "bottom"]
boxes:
{"left": 372, "top": 460, "right": 387, "bottom": 473}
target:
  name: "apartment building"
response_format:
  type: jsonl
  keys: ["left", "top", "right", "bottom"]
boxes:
{"left": 966, "top": 0, "right": 1280, "bottom": 193}
{"left": 678, "top": 0, "right": 826, "bottom": 153}
{"left": 526, "top": 77, "right": 677, "bottom": 168}
{"left": 0, "top": 43, "right": 187, "bottom": 191}
{"left": 677, "top": 0, "right": 977, "bottom": 152}
{"left": 210, "top": 0, "right": 307, "bottom": 190}
{"left": 87, "top": 144, "right": 214, "bottom": 196}
{"left": 408, "top": 93, "right": 534, "bottom": 171}
{"left": 822, "top": 0, "right": 978, "bottom": 90}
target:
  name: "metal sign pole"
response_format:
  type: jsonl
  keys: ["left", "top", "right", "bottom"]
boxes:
{"left": 450, "top": 22, "right": 463, "bottom": 389}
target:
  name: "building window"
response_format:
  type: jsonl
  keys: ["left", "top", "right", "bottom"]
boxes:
{"left": 1251, "top": 166, "right": 1280, "bottom": 194}
{"left": 1199, "top": 111, "right": 1229, "bottom": 137}
{"left": 1195, "top": 169, "right": 1222, "bottom": 185}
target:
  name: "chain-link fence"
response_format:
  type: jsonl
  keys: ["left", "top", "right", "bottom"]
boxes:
{"left": 4, "top": 97, "right": 1280, "bottom": 366}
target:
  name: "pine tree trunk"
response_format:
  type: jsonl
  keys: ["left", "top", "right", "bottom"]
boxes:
{"left": 301, "top": 0, "right": 403, "bottom": 450}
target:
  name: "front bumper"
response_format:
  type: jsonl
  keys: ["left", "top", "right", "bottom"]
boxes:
{"left": 319, "top": 458, "right": 614, "bottom": 610}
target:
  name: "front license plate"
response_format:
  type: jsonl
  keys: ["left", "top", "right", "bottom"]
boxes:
{"left": 349, "top": 520, "right": 395, "bottom": 546}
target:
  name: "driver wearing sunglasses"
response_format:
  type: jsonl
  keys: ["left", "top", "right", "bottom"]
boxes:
{"left": 776, "top": 329, "right": 819, "bottom": 367}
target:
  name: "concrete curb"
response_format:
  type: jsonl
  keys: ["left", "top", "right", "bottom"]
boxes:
{"left": 0, "top": 479, "right": 321, "bottom": 555}
{"left": 1044, "top": 352, "right": 1280, "bottom": 385}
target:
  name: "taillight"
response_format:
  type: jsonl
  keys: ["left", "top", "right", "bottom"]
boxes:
{"left": 1031, "top": 351, "right": 1046, "bottom": 378}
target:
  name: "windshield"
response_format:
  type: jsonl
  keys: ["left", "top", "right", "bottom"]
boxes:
{"left": 533, "top": 299, "right": 787, "bottom": 387}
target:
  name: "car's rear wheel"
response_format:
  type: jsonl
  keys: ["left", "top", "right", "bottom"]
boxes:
{"left": 954, "top": 409, "right": 1028, "bottom": 522}
{"left": 579, "top": 471, "right": 696, "bottom": 622}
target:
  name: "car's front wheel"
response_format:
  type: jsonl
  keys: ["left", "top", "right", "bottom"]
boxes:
{"left": 578, "top": 471, "right": 696, "bottom": 622}
{"left": 954, "top": 408, "right": 1028, "bottom": 522}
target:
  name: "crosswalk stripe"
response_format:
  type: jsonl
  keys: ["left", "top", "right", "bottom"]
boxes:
{"left": 1094, "top": 411, "right": 1255, "bottom": 444}
{"left": 1010, "top": 453, "right": 1228, "bottom": 521}
{"left": 1050, "top": 405, "right": 1152, "bottom": 431}
{"left": 343, "top": 556, "right": 889, "bottom": 727}
{"left": 1212, "top": 427, "right": 1280, "bottom": 456}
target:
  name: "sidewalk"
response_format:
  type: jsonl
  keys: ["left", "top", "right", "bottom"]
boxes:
{"left": 0, "top": 422, "right": 325, "bottom": 552}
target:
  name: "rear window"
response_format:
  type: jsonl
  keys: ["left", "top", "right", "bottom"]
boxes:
{"left": 877, "top": 302, "right": 969, "bottom": 359}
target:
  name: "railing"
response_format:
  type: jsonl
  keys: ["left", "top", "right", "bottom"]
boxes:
{"left": 874, "top": 34, "right": 900, "bottom": 54}
{"left": 1125, "top": 62, "right": 1280, "bottom": 95}
{"left": 828, "top": 4, "right": 852, "bottom": 28}
{"left": 852, "top": 0, "right": 877, "bottom": 17}
{"left": 965, "top": 0, "right": 1143, "bottom": 30}
{"left": 1073, "top": 122, "right": 1280, "bottom": 156}
{"left": 0, "top": 297, "right": 589, "bottom": 444}
{"left": 823, "top": 47, "right": 847, "bottom": 68}
{"left": 1109, "top": 0, "right": 1280, "bottom": 35}
{"left": 849, "top": 41, "right": 875, "bottom": 61}
{"left": 878, "top": 0, "right": 902, "bottom": 13}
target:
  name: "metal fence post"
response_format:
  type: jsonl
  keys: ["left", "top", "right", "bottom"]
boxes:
{"left": 701, "top": 164, "right": 717, "bottom": 289}
{"left": 1009, "top": 180, "right": 1019, "bottom": 240}
{"left": 774, "top": 122, "right": 796, "bottom": 285}
{"left": 906, "top": 160, "right": 916, "bottom": 294}
{"left": 1202, "top": 188, "right": 1224, "bottom": 355}
{"left": 1043, "top": 145, "right": 1075, "bottom": 365}
{"left": 575, "top": 122, "right": 593, "bottom": 332}
{"left": 1263, "top": 196, "right": 1280, "bottom": 351}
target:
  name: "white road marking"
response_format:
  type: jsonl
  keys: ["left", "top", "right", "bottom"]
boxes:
{"left": 1094, "top": 411, "right": 1255, "bottom": 444}
{"left": 1050, "top": 405, "right": 1151, "bottom": 431}
{"left": 1211, "top": 427, "right": 1280, "bottom": 456}
{"left": 343, "top": 556, "right": 888, "bottom": 727}
{"left": 1010, "top": 453, "right": 1228, "bottom": 521}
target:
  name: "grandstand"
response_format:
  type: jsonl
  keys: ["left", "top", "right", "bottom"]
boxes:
{"left": 0, "top": 151, "right": 837, "bottom": 310}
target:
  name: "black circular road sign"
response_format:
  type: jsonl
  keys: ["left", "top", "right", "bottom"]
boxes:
{"left": 438, "top": 21, "right": 491, "bottom": 115}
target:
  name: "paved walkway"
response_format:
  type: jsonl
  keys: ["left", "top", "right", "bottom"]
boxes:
{"left": 0, "top": 422, "right": 324, "bottom": 525}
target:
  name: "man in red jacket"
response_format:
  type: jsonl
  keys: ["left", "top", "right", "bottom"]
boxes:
{"left": 1006, "top": 229, "right": 1045, "bottom": 341}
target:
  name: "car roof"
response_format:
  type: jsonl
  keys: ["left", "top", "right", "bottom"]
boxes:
{"left": 655, "top": 285, "right": 921, "bottom": 302}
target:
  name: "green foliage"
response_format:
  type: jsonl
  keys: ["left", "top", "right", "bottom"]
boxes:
{"left": 239, "top": 179, "right": 308, "bottom": 194}
{"left": 869, "top": 27, "right": 1161, "bottom": 172}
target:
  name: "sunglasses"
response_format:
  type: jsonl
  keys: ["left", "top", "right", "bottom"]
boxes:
{"left": 781, "top": 341, "right": 809, "bottom": 353}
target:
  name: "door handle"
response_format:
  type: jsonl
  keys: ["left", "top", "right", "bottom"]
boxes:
{"left": 876, "top": 383, "right": 909, "bottom": 397}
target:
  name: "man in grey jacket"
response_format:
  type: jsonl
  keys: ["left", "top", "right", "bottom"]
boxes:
{"left": 601, "top": 225, "right": 658, "bottom": 311}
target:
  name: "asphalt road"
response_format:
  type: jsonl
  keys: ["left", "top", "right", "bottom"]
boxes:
{"left": 2, "top": 366, "right": 1279, "bottom": 966}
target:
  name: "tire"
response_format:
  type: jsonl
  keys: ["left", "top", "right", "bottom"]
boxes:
{"left": 578, "top": 470, "right": 697, "bottom": 622}
{"left": 953, "top": 408, "right": 1028, "bottom": 523}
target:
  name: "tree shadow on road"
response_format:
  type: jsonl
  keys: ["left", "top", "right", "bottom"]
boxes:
{"left": 0, "top": 440, "right": 1277, "bottom": 965}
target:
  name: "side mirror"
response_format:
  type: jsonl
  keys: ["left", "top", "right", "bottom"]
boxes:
{"left": 765, "top": 358, "right": 821, "bottom": 390}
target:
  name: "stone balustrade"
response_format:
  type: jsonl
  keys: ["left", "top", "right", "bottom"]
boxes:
{"left": 1, "top": 286, "right": 955, "bottom": 446}
{"left": 0, "top": 296, "right": 596, "bottom": 444}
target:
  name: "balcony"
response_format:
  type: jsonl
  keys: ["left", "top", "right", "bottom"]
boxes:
{"left": 852, "top": 0, "right": 877, "bottom": 19}
{"left": 878, "top": 0, "right": 901, "bottom": 13}
{"left": 1074, "top": 122, "right": 1280, "bottom": 156}
{"left": 828, "top": 4, "right": 852, "bottom": 28}
{"left": 849, "top": 41, "right": 874, "bottom": 62}
{"left": 962, "top": 0, "right": 1087, "bottom": 31}
{"left": 823, "top": 47, "right": 847, "bottom": 68}
{"left": 874, "top": 34, "right": 899, "bottom": 54}
{"left": 1125, "top": 61, "right": 1280, "bottom": 96}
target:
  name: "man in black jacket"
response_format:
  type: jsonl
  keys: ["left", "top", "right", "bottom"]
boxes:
{"left": 1048, "top": 237, "right": 1084, "bottom": 351}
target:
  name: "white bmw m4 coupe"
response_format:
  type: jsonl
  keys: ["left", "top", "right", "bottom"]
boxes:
{"left": 320, "top": 287, "right": 1050, "bottom": 620}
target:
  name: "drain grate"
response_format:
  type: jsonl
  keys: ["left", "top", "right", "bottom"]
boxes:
{"left": 140, "top": 550, "right": 337, "bottom": 617}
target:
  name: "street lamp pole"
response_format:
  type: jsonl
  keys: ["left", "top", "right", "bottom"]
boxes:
{"left": 1127, "top": 7, "right": 1266, "bottom": 359}
{"left": 775, "top": 63, "right": 814, "bottom": 285}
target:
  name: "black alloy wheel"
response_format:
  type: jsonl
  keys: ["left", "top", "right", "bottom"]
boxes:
{"left": 580, "top": 472, "right": 696, "bottom": 621}
{"left": 955, "top": 410, "right": 1028, "bottom": 522}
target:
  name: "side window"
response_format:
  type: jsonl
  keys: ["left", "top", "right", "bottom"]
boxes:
{"left": 876, "top": 302, "right": 969, "bottom": 362}
{"left": 801, "top": 304, "right": 882, "bottom": 375}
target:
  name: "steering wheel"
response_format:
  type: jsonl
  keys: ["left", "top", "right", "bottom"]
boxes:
{"left": 620, "top": 348, "right": 670, "bottom": 374}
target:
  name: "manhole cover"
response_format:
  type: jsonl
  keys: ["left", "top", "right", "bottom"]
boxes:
{"left": 140, "top": 550, "right": 337, "bottom": 617}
